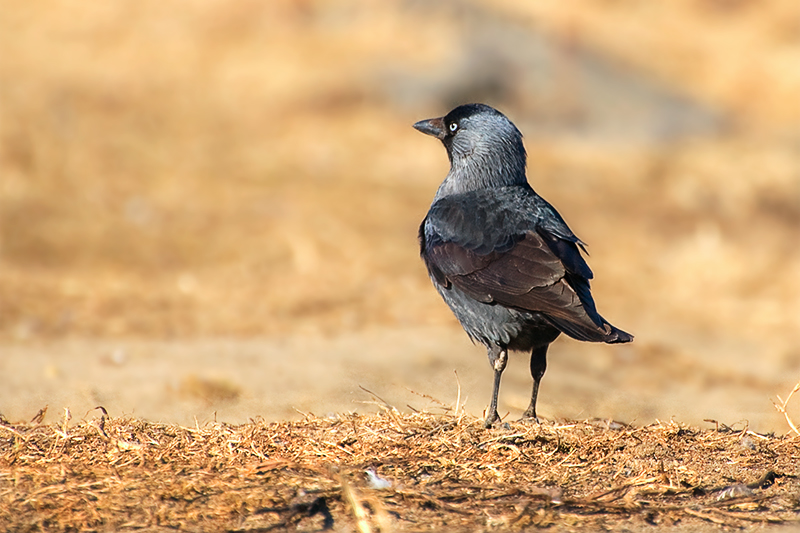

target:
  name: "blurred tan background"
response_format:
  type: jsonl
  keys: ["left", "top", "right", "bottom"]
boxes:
{"left": 1, "top": 0, "right": 799, "bottom": 432}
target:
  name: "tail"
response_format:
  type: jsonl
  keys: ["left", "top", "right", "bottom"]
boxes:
{"left": 604, "top": 324, "right": 633, "bottom": 344}
{"left": 554, "top": 273, "right": 632, "bottom": 344}
{"left": 545, "top": 314, "right": 633, "bottom": 344}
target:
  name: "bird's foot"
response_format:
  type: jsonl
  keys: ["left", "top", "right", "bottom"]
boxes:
{"left": 483, "top": 410, "right": 501, "bottom": 428}
{"left": 520, "top": 408, "right": 541, "bottom": 424}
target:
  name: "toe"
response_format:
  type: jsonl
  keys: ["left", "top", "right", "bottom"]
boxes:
{"left": 483, "top": 411, "right": 501, "bottom": 428}
{"left": 520, "top": 410, "right": 540, "bottom": 424}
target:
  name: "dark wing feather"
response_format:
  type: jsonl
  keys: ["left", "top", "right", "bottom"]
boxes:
{"left": 421, "top": 189, "right": 632, "bottom": 343}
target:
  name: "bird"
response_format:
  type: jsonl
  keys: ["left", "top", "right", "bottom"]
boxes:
{"left": 414, "top": 103, "right": 633, "bottom": 428}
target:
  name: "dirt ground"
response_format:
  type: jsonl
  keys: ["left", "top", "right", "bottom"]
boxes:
{"left": 0, "top": 325, "right": 795, "bottom": 435}
{"left": 1, "top": 0, "right": 798, "bottom": 432}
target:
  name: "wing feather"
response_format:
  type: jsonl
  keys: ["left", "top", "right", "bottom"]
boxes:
{"left": 420, "top": 188, "right": 632, "bottom": 343}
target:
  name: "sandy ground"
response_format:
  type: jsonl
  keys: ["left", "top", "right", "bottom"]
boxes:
{"left": 1, "top": 324, "right": 790, "bottom": 434}
{"left": 2, "top": 0, "right": 799, "bottom": 440}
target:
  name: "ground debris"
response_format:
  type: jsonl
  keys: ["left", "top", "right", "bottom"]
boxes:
{"left": 1, "top": 413, "right": 799, "bottom": 531}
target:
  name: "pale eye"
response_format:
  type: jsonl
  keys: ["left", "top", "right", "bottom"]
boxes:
{"left": 449, "top": 122, "right": 458, "bottom": 132}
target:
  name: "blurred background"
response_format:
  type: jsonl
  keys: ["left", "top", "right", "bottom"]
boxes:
{"left": 1, "top": 0, "right": 799, "bottom": 432}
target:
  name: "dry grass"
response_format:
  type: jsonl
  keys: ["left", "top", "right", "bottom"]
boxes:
{"left": 773, "top": 380, "right": 800, "bottom": 437}
{"left": 1, "top": 410, "right": 799, "bottom": 532}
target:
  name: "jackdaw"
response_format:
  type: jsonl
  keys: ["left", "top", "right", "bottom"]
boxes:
{"left": 414, "top": 103, "right": 633, "bottom": 428}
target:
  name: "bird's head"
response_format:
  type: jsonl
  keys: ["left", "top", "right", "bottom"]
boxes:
{"left": 414, "top": 104, "right": 527, "bottom": 193}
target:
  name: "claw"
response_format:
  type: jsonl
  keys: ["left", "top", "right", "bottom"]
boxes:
{"left": 484, "top": 410, "right": 501, "bottom": 428}
{"left": 520, "top": 410, "right": 541, "bottom": 424}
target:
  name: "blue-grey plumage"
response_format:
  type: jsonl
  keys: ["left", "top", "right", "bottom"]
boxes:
{"left": 415, "top": 103, "right": 632, "bottom": 428}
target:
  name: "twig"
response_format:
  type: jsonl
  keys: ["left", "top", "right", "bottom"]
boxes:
{"left": 403, "top": 386, "right": 449, "bottom": 410}
{"left": 54, "top": 407, "right": 71, "bottom": 439}
{"left": 454, "top": 369, "right": 462, "bottom": 418}
{"left": 0, "top": 425, "right": 26, "bottom": 440}
{"left": 709, "top": 508, "right": 787, "bottom": 523}
{"left": 30, "top": 405, "right": 48, "bottom": 425}
{"left": 359, "top": 385, "right": 398, "bottom": 413}
{"left": 772, "top": 380, "right": 800, "bottom": 436}
{"left": 684, "top": 508, "right": 728, "bottom": 525}
{"left": 341, "top": 476, "right": 372, "bottom": 533}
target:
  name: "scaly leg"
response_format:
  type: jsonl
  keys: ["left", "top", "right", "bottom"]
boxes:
{"left": 484, "top": 345, "right": 508, "bottom": 428}
{"left": 521, "top": 344, "right": 549, "bottom": 422}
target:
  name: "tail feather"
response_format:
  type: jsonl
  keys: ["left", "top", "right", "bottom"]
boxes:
{"left": 605, "top": 325, "right": 633, "bottom": 344}
{"left": 545, "top": 314, "right": 633, "bottom": 344}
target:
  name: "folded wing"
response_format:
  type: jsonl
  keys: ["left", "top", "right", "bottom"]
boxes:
{"left": 421, "top": 189, "right": 632, "bottom": 343}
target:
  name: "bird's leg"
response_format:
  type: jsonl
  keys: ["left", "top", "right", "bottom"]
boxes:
{"left": 521, "top": 344, "right": 548, "bottom": 422}
{"left": 484, "top": 345, "right": 508, "bottom": 428}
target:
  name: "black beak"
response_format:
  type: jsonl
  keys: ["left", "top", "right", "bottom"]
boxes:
{"left": 413, "top": 117, "right": 446, "bottom": 140}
